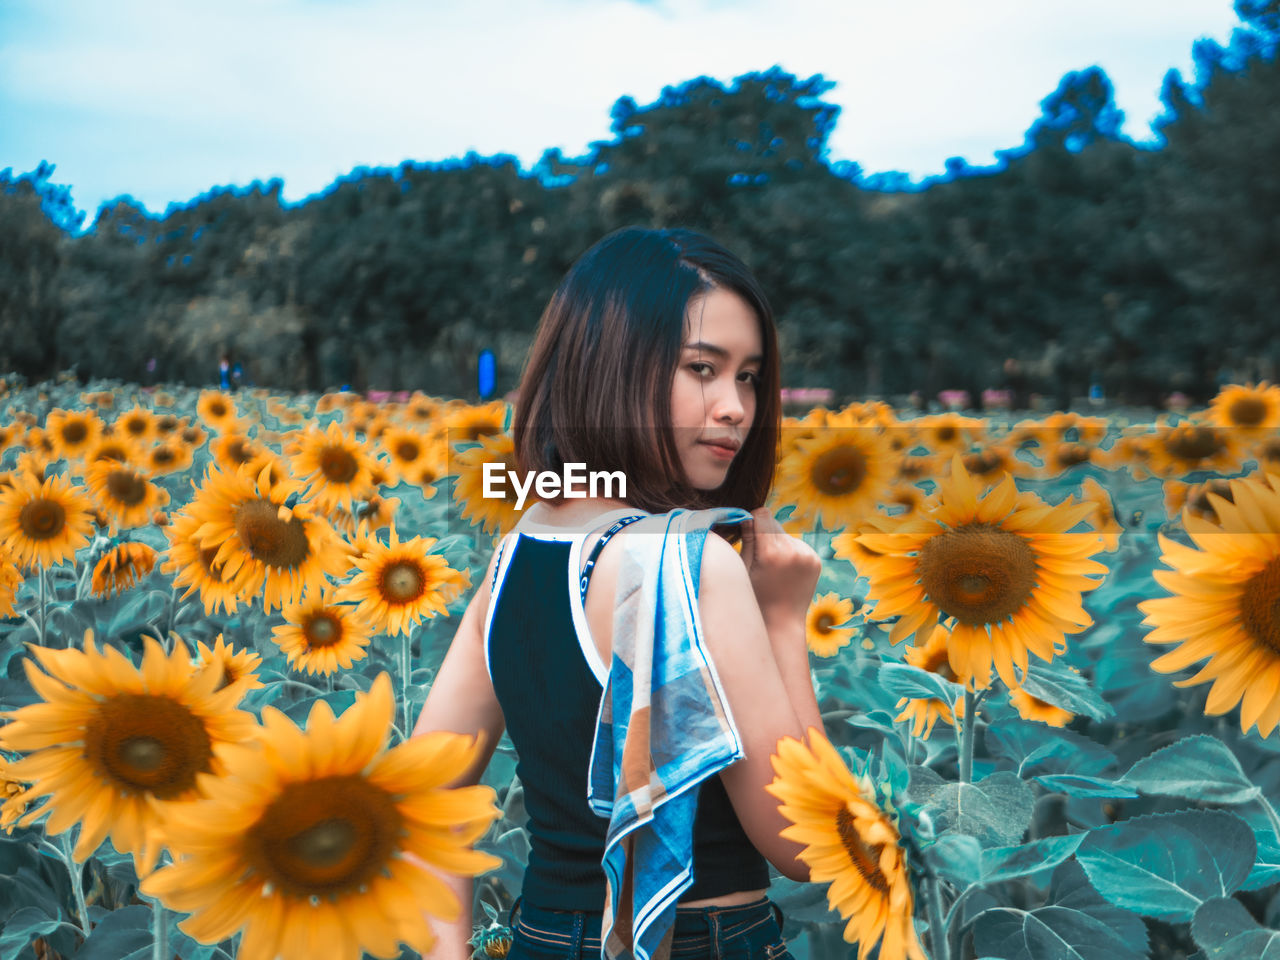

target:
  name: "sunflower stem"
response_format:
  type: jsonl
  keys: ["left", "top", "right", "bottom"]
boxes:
{"left": 401, "top": 628, "right": 413, "bottom": 738}
{"left": 926, "top": 874, "right": 951, "bottom": 960}
{"left": 59, "top": 831, "right": 91, "bottom": 934}
{"left": 37, "top": 563, "right": 48, "bottom": 646}
{"left": 959, "top": 689, "right": 976, "bottom": 784}
{"left": 152, "top": 898, "right": 169, "bottom": 960}
{"left": 1257, "top": 794, "right": 1280, "bottom": 841}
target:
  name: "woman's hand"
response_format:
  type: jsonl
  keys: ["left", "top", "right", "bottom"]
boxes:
{"left": 737, "top": 507, "right": 822, "bottom": 626}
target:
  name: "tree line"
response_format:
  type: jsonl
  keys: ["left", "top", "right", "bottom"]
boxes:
{"left": 2, "top": 6, "right": 1276, "bottom": 406}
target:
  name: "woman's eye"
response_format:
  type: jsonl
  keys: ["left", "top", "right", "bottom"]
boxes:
{"left": 690, "top": 362, "right": 714, "bottom": 377}
{"left": 738, "top": 371, "right": 760, "bottom": 385}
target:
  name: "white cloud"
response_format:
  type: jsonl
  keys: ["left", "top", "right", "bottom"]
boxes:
{"left": 0, "top": 0, "right": 1243, "bottom": 219}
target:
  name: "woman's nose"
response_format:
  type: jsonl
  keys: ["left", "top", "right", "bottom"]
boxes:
{"left": 712, "top": 383, "right": 746, "bottom": 424}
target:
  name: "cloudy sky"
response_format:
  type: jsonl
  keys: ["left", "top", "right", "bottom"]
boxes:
{"left": 0, "top": 0, "right": 1244, "bottom": 229}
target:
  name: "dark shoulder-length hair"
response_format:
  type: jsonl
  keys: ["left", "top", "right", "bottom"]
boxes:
{"left": 512, "top": 226, "right": 781, "bottom": 514}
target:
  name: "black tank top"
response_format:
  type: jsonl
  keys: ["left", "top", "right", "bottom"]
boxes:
{"left": 484, "top": 510, "right": 770, "bottom": 910}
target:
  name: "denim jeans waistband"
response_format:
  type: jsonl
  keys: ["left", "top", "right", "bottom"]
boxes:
{"left": 510, "top": 896, "right": 783, "bottom": 951}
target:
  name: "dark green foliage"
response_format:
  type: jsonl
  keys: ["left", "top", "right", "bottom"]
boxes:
{"left": 2, "top": 31, "right": 1278, "bottom": 401}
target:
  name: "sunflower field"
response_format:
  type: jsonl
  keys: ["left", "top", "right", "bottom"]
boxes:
{"left": 2, "top": 378, "right": 1280, "bottom": 960}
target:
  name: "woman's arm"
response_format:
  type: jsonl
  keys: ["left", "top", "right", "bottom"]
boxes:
{"left": 412, "top": 554, "right": 507, "bottom": 960}
{"left": 699, "top": 515, "right": 823, "bottom": 882}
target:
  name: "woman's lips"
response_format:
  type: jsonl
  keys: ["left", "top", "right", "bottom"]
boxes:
{"left": 700, "top": 441, "right": 739, "bottom": 460}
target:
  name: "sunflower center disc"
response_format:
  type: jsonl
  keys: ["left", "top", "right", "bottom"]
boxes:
{"left": 62, "top": 421, "right": 88, "bottom": 444}
{"left": 815, "top": 614, "right": 834, "bottom": 633}
{"left": 209, "top": 401, "right": 227, "bottom": 418}
{"left": 963, "top": 452, "right": 1001, "bottom": 475}
{"left": 395, "top": 441, "right": 421, "bottom": 462}
{"left": 19, "top": 499, "right": 66, "bottom": 540}
{"left": 153, "top": 448, "right": 175, "bottom": 466}
{"left": 835, "top": 808, "right": 889, "bottom": 894}
{"left": 1241, "top": 556, "right": 1280, "bottom": 655}
{"left": 1228, "top": 396, "right": 1267, "bottom": 427}
{"left": 811, "top": 444, "right": 867, "bottom": 497}
{"left": 305, "top": 613, "right": 341, "bottom": 648}
{"left": 382, "top": 563, "right": 425, "bottom": 602}
{"left": 227, "top": 439, "right": 254, "bottom": 464}
{"left": 234, "top": 500, "right": 311, "bottom": 570}
{"left": 125, "top": 418, "right": 147, "bottom": 436}
{"left": 1058, "top": 445, "right": 1090, "bottom": 467}
{"left": 319, "top": 448, "right": 359, "bottom": 484}
{"left": 157, "top": 415, "right": 178, "bottom": 433}
{"left": 107, "top": 470, "right": 148, "bottom": 506}
{"left": 1165, "top": 427, "right": 1222, "bottom": 462}
{"left": 86, "top": 694, "right": 214, "bottom": 799}
{"left": 119, "top": 736, "right": 165, "bottom": 771}
{"left": 917, "top": 523, "right": 1038, "bottom": 627}
{"left": 246, "top": 775, "right": 402, "bottom": 897}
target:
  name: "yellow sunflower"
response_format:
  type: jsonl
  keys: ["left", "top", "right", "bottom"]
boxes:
{"left": 1079, "top": 477, "right": 1123, "bottom": 553}
{"left": 162, "top": 510, "right": 245, "bottom": 615}
{"left": 1141, "top": 420, "right": 1243, "bottom": 479}
{"left": 273, "top": 586, "right": 374, "bottom": 675}
{"left": 0, "top": 634, "right": 254, "bottom": 871}
{"left": 289, "top": 421, "right": 379, "bottom": 512}
{"left": 1208, "top": 382, "right": 1280, "bottom": 436}
{"left": 177, "top": 419, "right": 209, "bottom": 450}
{"left": 0, "top": 471, "right": 94, "bottom": 570}
{"left": 139, "top": 674, "right": 501, "bottom": 960}
{"left": 912, "top": 413, "right": 986, "bottom": 457}
{"left": 0, "top": 423, "right": 22, "bottom": 456}
{"left": 379, "top": 426, "right": 443, "bottom": 486}
{"left": 450, "top": 432, "right": 530, "bottom": 537}
{"left": 956, "top": 445, "right": 1018, "bottom": 491}
{"left": 773, "top": 416, "right": 897, "bottom": 533}
{"left": 854, "top": 456, "right": 1108, "bottom": 690}
{"left": 337, "top": 526, "right": 470, "bottom": 637}
{"left": 1163, "top": 476, "right": 1236, "bottom": 525}
{"left": 766, "top": 731, "right": 925, "bottom": 960}
{"left": 91, "top": 542, "right": 159, "bottom": 597}
{"left": 84, "top": 435, "right": 137, "bottom": 468}
{"left": 46, "top": 409, "right": 104, "bottom": 461}
{"left": 195, "top": 634, "right": 264, "bottom": 691}
{"left": 806, "top": 593, "right": 857, "bottom": 657}
{"left": 0, "top": 541, "right": 22, "bottom": 617}
{"left": 445, "top": 400, "right": 510, "bottom": 446}
{"left": 403, "top": 391, "right": 443, "bottom": 425}
{"left": 151, "top": 412, "right": 182, "bottom": 438}
{"left": 1024, "top": 442, "right": 1108, "bottom": 480}
{"left": 84, "top": 460, "right": 170, "bottom": 532}
{"left": 197, "top": 390, "right": 243, "bottom": 434}
{"left": 113, "top": 404, "right": 157, "bottom": 445}
{"left": 185, "top": 463, "right": 350, "bottom": 612}
{"left": 143, "top": 438, "right": 195, "bottom": 476}
{"left": 1008, "top": 687, "right": 1074, "bottom": 727}
{"left": 1138, "top": 472, "right": 1280, "bottom": 737}
{"left": 331, "top": 494, "right": 402, "bottom": 539}
{"left": 893, "top": 625, "right": 965, "bottom": 739}
{"left": 211, "top": 432, "right": 268, "bottom": 473}
{"left": 1, "top": 756, "right": 33, "bottom": 834}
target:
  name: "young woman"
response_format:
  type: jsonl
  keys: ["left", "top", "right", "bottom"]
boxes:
{"left": 413, "top": 226, "right": 824, "bottom": 960}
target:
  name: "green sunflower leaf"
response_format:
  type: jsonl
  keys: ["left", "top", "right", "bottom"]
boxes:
{"left": 1119, "top": 735, "right": 1261, "bottom": 804}
{"left": 1192, "top": 897, "right": 1280, "bottom": 959}
{"left": 1017, "top": 658, "right": 1113, "bottom": 722}
{"left": 878, "top": 662, "right": 963, "bottom": 707}
{"left": 1076, "top": 810, "right": 1256, "bottom": 921}
{"left": 972, "top": 905, "right": 1141, "bottom": 960}
{"left": 1032, "top": 774, "right": 1139, "bottom": 798}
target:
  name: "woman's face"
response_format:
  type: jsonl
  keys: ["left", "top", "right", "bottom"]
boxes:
{"left": 670, "top": 286, "right": 764, "bottom": 491}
